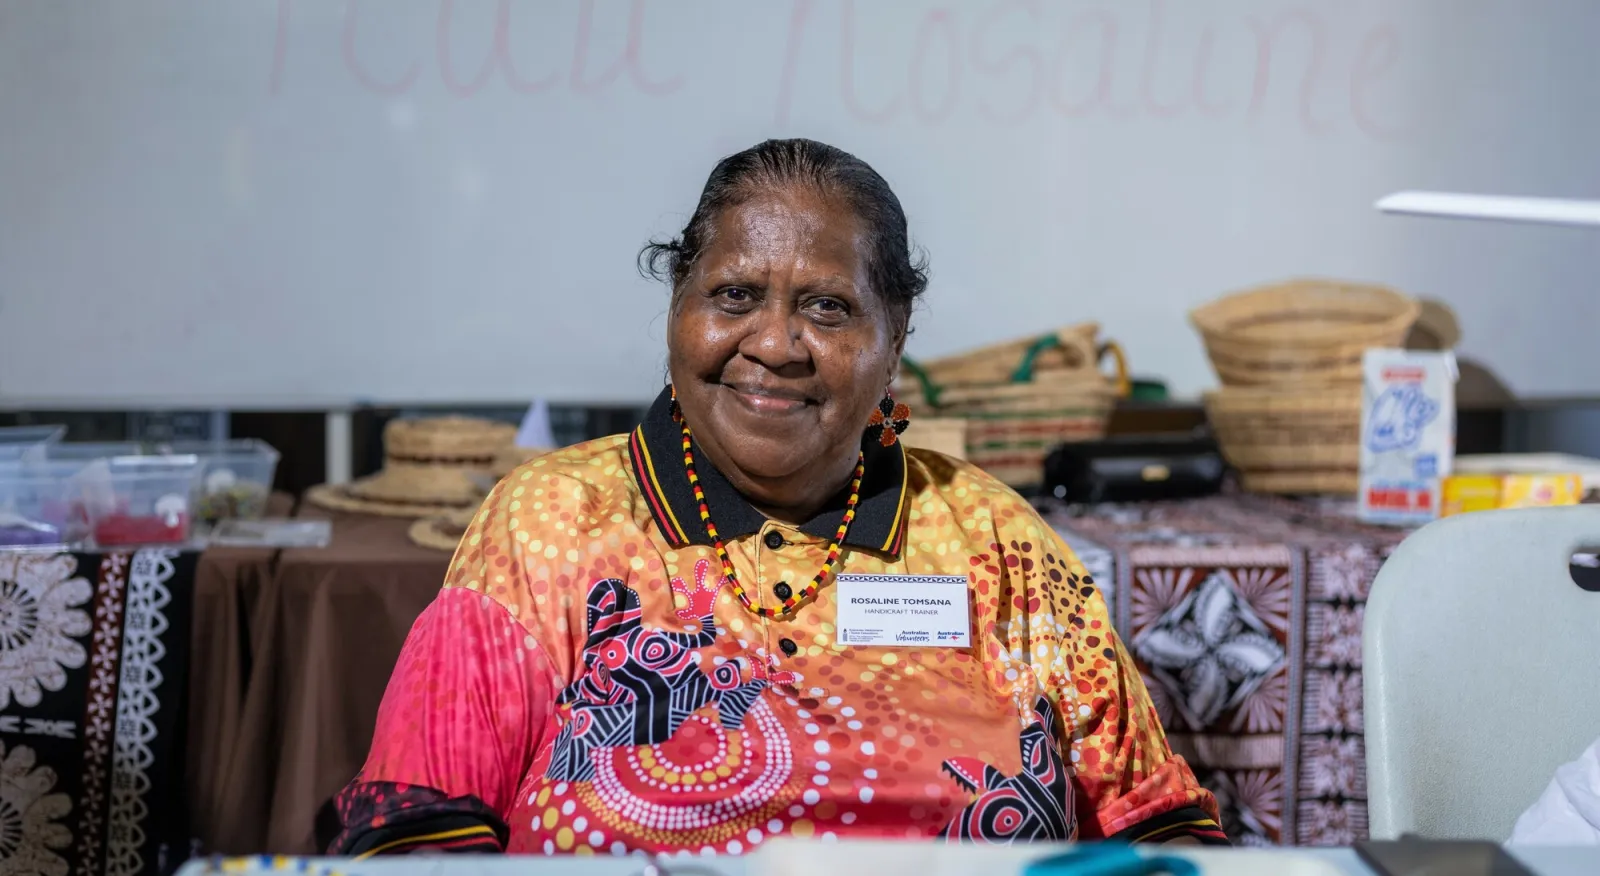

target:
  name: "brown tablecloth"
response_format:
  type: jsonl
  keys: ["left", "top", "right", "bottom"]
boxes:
{"left": 212, "top": 506, "right": 451, "bottom": 855}
{"left": 188, "top": 492, "right": 296, "bottom": 850}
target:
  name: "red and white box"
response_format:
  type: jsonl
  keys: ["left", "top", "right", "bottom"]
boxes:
{"left": 1358, "top": 349, "right": 1457, "bottom": 525}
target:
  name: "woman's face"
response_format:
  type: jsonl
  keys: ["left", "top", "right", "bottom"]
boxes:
{"left": 667, "top": 185, "right": 904, "bottom": 513}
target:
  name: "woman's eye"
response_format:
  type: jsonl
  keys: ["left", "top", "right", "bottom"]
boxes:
{"left": 712, "top": 287, "right": 758, "bottom": 311}
{"left": 809, "top": 297, "right": 848, "bottom": 316}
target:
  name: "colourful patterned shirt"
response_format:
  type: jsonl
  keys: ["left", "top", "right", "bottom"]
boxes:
{"left": 328, "top": 389, "right": 1224, "bottom": 855}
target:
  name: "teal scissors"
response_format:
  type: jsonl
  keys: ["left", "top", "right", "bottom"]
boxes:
{"left": 1023, "top": 842, "right": 1199, "bottom": 876}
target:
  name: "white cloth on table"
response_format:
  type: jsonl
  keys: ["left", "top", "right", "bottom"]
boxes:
{"left": 1511, "top": 737, "right": 1600, "bottom": 845}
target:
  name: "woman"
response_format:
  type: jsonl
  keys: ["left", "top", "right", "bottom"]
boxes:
{"left": 327, "top": 139, "right": 1223, "bottom": 856}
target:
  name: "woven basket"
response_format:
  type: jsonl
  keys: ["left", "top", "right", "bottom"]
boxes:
{"left": 899, "top": 417, "right": 968, "bottom": 460}
{"left": 911, "top": 323, "right": 1105, "bottom": 388}
{"left": 902, "top": 335, "right": 1127, "bottom": 488}
{"left": 1205, "top": 385, "right": 1361, "bottom": 495}
{"left": 1192, "top": 279, "right": 1421, "bottom": 386}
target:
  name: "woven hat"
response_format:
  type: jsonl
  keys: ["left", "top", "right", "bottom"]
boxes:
{"left": 306, "top": 417, "right": 516, "bottom": 517}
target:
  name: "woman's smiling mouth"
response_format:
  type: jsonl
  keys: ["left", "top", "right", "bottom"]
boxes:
{"left": 722, "top": 381, "right": 811, "bottom": 415}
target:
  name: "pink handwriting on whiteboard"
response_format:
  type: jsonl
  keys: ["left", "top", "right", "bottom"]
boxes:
{"left": 272, "top": 0, "right": 684, "bottom": 99}
{"left": 784, "top": 0, "right": 1409, "bottom": 139}
{"left": 271, "top": 0, "right": 1408, "bottom": 141}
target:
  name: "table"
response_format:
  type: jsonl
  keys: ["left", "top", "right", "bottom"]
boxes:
{"left": 170, "top": 845, "right": 1600, "bottom": 876}
{"left": 197, "top": 493, "right": 1460, "bottom": 855}
{"left": 208, "top": 508, "right": 452, "bottom": 855}
{"left": 1041, "top": 494, "right": 1413, "bottom": 848}
{"left": 2, "top": 547, "right": 199, "bottom": 876}
{"left": 202, "top": 493, "right": 1419, "bottom": 855}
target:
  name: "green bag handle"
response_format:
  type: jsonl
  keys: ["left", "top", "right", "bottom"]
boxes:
{"left": 1010, "top": 335, "right": 1062, "bottom": 383}
{"left": 1014, "top": 335, "right": 1132, "bottom": 396}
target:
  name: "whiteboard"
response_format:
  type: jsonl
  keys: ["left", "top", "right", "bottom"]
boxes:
{"left": 2, "top": 0, "right": 1598, "bottom": 407}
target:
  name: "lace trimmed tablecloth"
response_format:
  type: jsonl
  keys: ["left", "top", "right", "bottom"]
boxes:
{"left": 1, "top": 548, "right": 197, "bottom": 876}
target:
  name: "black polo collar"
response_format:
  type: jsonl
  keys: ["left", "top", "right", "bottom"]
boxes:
{"left": 627, "top": 386, "right": 909, "bottom": 557}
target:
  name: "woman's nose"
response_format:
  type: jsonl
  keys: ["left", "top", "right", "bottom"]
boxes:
{"left": 738, "top": 303, "right": 809, "bottom": 369}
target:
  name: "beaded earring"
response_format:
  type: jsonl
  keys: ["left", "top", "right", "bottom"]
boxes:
{"left": 865, "top": 390, "right": 911, "bottom": 447}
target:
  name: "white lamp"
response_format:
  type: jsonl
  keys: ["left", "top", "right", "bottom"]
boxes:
{"left": 1376, "top": 191, "right": 1600, "bottom": 227}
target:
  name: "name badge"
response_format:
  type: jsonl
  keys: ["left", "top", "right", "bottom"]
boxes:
{"left": 835, "top": 574, "right": 971, "bottom": 648}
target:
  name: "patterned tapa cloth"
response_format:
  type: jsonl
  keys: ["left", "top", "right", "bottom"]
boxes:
{"left": 1, "top": 549, "right": 197, "bottom": 876}
{"left": 1043, "top": 494, "right": 1411, "bottom": 847}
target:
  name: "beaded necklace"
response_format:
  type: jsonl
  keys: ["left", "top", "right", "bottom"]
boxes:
{"left": 677, "top": 417, "right": 863, "bottom": 618}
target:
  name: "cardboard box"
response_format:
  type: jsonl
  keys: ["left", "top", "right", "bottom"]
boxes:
{"left": 1358, "top": 349, "right": 1457, "bottom": 525}
{"left": 1455, "top": 453, "right": 1600, "bottom": 501}
{"left": 1441, "top": 473, "right": 1583, "bottom": 517}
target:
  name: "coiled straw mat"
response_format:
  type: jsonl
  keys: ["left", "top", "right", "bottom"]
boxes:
{"left": 306, "top": 417, "right": 516, "bottom": 517}
{"left": 407, "top": 506, "right": 478, "bottom": 552}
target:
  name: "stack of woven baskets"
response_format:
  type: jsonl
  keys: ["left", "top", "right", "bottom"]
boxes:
{"left": 1193, "top": 279, "right": 1421, "bottom": 494}
{"left": 897, "top": 323, "right": 1129, "bottom": 488}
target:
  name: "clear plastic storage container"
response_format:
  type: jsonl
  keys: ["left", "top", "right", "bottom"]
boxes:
{"left": 0, "top": 460, "right": 91, "bottom": 549}
{"left": 80, "top": 454, "right": 204, "bottom": 547}
{"left": 0, "top": 424, "right": 68, "bottom": 462}
{"left": 40, "top": 441, "right": 145, "bottom": 462}
{"left": 153, "top": 439, "right": 280, "bottom": 522}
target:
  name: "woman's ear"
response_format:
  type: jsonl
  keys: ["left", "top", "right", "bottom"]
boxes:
{"left": 888, "top": 317, "right": 909, "bottom": 384}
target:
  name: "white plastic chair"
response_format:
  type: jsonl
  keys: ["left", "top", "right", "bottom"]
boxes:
{"left": 1364, "top": 505, "right": 1600, "bottom": 841}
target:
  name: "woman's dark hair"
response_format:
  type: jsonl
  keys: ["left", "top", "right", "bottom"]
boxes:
{"left": 640, "top": 138, "right": 929, "bottom": 328}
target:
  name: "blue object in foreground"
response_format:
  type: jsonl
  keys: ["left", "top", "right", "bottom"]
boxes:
{"left": 1023, "top": 843, "right": 1199, "bottom": 876}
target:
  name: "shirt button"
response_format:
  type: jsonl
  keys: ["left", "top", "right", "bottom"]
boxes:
{"left": 764, "top": 530, "right": 785, "bottom": 550}
{"left": 773, "top": 582, "right": 793, "bottom": 601}
{"left": 779, "top": 638, "right": 799, "bottom": 657}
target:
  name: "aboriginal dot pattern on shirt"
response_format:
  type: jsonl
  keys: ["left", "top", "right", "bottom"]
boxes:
{"left": 327, "top": 388, "right": 1224, "bottom": 856}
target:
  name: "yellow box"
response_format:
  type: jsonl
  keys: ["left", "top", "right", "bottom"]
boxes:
{"left": 1440, "top": 475, "right": 1502, "bottom": 517}
{"left": 1441, "top": 473, "right": 1583, "bottom": 517}
{"left": 1502, "top": 473, "right": 1583, "bottom": 508}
